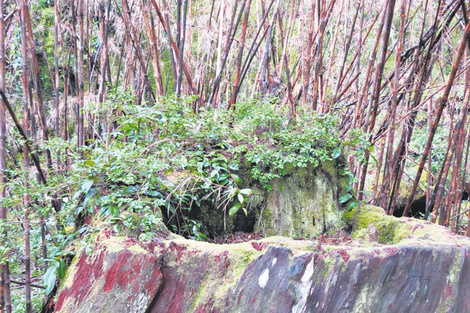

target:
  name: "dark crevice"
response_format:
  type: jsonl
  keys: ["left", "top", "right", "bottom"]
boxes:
{"left": 144, "top": 256, "right": 167, "bottom": 313}
{"left": 393, "top": 189, "right": 470, "bottom": 218}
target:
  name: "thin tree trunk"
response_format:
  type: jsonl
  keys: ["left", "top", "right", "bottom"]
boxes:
{"left": 120, "top": 0, "right": 155, "bottom": 105}
{"left": 151, "top": 0, "right": 198, "bottom": 101}
{"left": 54, "top": 0, "right": 61, "bottom": 174}
{"left": 98, "top": 0, "right": 110, "bottom": 104}
{"left": 447, "top": 123, "right": 466, "bottom": 228}
{"left": 1, "top": 91, "right": 47, "bottom": 185}
{"left": 18, "top": 1, "right": 32, "bottom": 309}
{"left": 143, "top": 0, "right": 164, "bottom": 96}
{"left": 301, "top": 0, "right": 314, "bottom": 107}
{"left": 455, "top": 120, "right": 470, "bottom": 233}
{"left": 259, "top": 0, "right": 280, "bottom": 96}
{"left": 372, "top": 137, "right": 386, "bottom": 200}
{"left": 352, "top": 3, "right": 386, "bottom": 130}
{"left": 216, "top": 0, "right": 225, "bottom": 77}
{"left": 230, "top": 0, "right": 251, "bottom": 108}
{"left": 176, "top": 0, "right": 188, "bottom": 96}
{"left": 162, "top": 0, "right": 178, "bottom": 91}
{"left": 176, "top": 0, "right": 182, "bottom": 47}
{"left": 277, "top": 2, "right": 295, "bottom": 115}
{"left": 0, "top": 0, "right": 8, "bottom": 310}
{"left": 23, "top": 63, "right": 32, "bottom": 313}
{"left": 208, "top": 0, "right": 248, "bottom": 104}
{"left": 432, "top": 71, "right": 470, "bottom": 225}
{"left": 322, "top": 0, "right": 343, "bottom": 104}
{"left": 77, "top": 0, "right": 85, "bottom": 148}
{"left": 331, "top": 0, "right": 359, "bottom": 106}
{"left": 239, "top": 0, "right": 274, "bottom": 96}
{"left": 395, "top": 0, "right": 442, "bottom": 216}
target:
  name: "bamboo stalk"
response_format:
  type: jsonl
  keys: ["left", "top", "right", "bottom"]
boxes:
{"left": 230, "top": 0, "right": 251, "bottom": 108}
{"left": 176, "top": 0, "right": 189, "bottom": 96}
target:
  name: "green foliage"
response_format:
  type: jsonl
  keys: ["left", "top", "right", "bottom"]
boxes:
{"left": 3, "top": 94, "right": 352, "bottom": 245}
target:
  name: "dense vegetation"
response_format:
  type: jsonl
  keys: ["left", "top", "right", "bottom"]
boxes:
{"left": 0, "top": 0, "right": 470, "bottom": 311}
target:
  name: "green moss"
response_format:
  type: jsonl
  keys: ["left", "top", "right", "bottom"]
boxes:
{"left": 343, "top": 205, "right": 468, "bottom": 245}
{"left": 392, "top": 223, "right": 414, "bottom": 243}
{"left": 344, "top": 205, "right": 416, "bottom": 244}
{"left": 342, "top": 207, "right": 356, "bottom": 224}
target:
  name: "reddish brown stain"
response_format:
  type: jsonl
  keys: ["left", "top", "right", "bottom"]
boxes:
{"left": 445, "top": 284, "right": 453, "bottom": 299}
{"left": 103, "top": 250, "right": 144, "bottom": 292}
{"left": 384, "top": 247, "right": 400, "bottom": 257}
{"left": 339, "top": 249, "right": 350, "bottom": 262}
{"left": 251, "top": 242, "right": 267, "bottom": 251}
{"left": 143, "top": 261, "right": 163, "bottom": 291}
{"left": 215, "top": 250, "right": 229, "bottom": 262}
{"left": 55, "top": 248, "right": 106, "bottom": 311}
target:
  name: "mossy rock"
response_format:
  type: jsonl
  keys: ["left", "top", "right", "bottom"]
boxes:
{"left": 255, "top": 160, "right": 348, "bottom": 238}
{"left": 342, "top": 204, "right": 459, "bottom": 245}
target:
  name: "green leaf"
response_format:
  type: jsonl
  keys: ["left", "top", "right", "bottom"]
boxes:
{"left": 43, "top": 265, "right": 58, "bottom": 295}
{"left": 84, "top": 160, "right": 95, "bottom": 167}
{"left": 370, "top": 153, "right": 378, "bottom": 166}
{"left": 231, "top": 173, "right": 242, "bottom": 186}
{"left": 197, "top": 161, "right": 204, "bottom": 172}
{"left": 197, "top": 232, "right": 208, "bottom": 239}
{"left": 110, "top": 206, "right": 120, "bottom": 217}
{"left": 229, "top": 203, "right": 241, "bottom": 216}
{"left": 212, "top": 156, "right": 227, "bottom": 164}
{"left": 237, "top": 193, "right": 244, "bottom": 204}
{"left": 339, "top": 193, "right": 353, "bottom": 204}
{"left": 72, "top": 190, "right": 82, "bottom": 201}
{"left": 58, "top": 259, "right": 66, "bottom": 279}
{"left": 242, "top": 207, "right": 248, "bottom": 216}
{"left": 348, "top": 201, "right": 358, "bottom": 210}
{"left": 239, "top": 188, "right": 252, "bottom": 195}
{"left": 81, "top": 180, "right": 94, "bottom": 194}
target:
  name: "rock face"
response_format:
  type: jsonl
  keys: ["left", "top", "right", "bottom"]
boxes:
{"left": 52, "top": 237, "right": 162, "bottom": 313}
{"left": 254, "top": 161, "right": 348, "bottom": 238}
{"left": 49, "top": 206, "right": 470, "bottom": 313}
